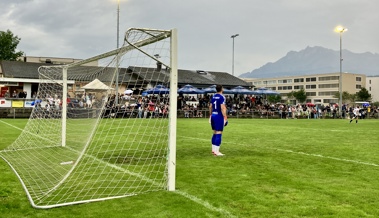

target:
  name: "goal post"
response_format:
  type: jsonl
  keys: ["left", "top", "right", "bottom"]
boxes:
{"left": 168, "top": 28, "right": 177, "bottom": 191}
{"left": 0, "top": 28, "right": 177, "bottom": 208}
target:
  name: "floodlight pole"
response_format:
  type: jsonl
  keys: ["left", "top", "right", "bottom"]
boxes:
{"left": 115, "top": 0, "right": 120, "bottom": 105}
{"left": 335, "top": 26, "right": 347, "bottom": 118}
{"left": 231, "top": 34, "right": 239, "bottom": 76}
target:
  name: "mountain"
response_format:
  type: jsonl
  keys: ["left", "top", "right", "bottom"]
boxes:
{"left": 239, "top": 46, "right": 379, "bottom": 78}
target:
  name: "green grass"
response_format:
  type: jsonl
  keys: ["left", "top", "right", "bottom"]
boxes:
{"left": 1, "top": 118, "right": 379, "bottom": 217}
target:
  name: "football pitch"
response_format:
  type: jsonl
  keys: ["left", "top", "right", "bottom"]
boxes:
{"left": 1, "top": 118, "right": 379, "bottom": 218}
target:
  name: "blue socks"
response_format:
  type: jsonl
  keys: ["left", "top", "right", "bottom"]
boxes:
{"left": 214, "top": 134, "right": 222, "bottom": 146}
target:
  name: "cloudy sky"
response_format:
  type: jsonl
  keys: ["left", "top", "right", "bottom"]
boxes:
{"left": 1, "top": 0, "right": 378, "bottom": 77}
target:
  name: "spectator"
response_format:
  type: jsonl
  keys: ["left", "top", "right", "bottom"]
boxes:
{"left": 12, "top": 90, "right": 18, "bottom": 98}
{"left": 4, "top": 90, "right": 10, "bottom": 98}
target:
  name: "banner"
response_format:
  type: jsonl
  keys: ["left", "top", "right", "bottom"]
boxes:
{"left": 0, "top": 98, "right": 12, "bottom": 107}
{"left": 12, "top": 101, "right": 24, "bottom": 108}
{"left": 24, "top": 101, "right": 35, "bottom": 108}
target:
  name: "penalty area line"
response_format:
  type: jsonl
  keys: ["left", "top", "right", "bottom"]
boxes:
{"left": 273, "top": 148, "right": 379, "bottom": 167}
{"left": 0, "top": 119, "right": 24, "bottom": 132}
{"left": 180, "top": 136, "right": 379, "bottom": 168}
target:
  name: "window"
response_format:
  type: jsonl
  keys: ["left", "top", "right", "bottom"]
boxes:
{"left": 319, "top": 76, "right": 339, "bottom": 81}
{"left": 356, "top": 77, "right": 361, "bottom": 82}
{"left": 356, "top": 84, "right": 361, "bottom": 89}
{"left": 323, "top": 99, "right": 336, "bottom": 103}
{"left": 294, "top": 85, "right": 304, "bottom": 90}
{"left": 369, "top": 87, "right": 371, "bottom": 91}
{"left": 369, "top": 80, "right": 371, "bottom": 84}
{"left": 265, "top": 80, "right": 277, "bottom": 85}
{"left": 306, "top": 92, "right": 316, "bottom": 96}
{"left": 319, "top": 91, "right": 337, "bottom": 96}
{"left": 277, "top": 86, "right": 292, "bottom": 90}
{"left": 305, "top": 85, "right": 316, "bottom": 89}
{"left": 278, "top": 79, "right": 292, "bottom": 84}
{"left": 306, "top": 77, "right": 316, "bottom": 82}
{"left": 318, "top": 84, "right": 339, "bottom": 89}
{"left": 294, "top": 78, "right": 304, "bottom": 83}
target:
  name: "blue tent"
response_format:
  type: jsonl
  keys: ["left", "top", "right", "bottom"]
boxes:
{"left": 253, "top": 87, "right": 280, "bottom": 95}
{"left": 222, "top": 88, "right": 234, "bottom": 95}
{"left": 178, "top": 84, "right": 204, "bottom": 94}
{"left": 202, "top": 85, "right": 217, "bottom": 93}
{"left": 229, "top": 86, "right": 255, "bottom": 95}
{"left": 202, "top": 85, "right": 233, "bottom": 94}
{"left": 146, "top": 84, "right": 170, "bottom": 94}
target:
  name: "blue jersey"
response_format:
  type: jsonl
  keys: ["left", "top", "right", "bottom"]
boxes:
{"left": 211, "top": 94, "right": 226, "bottom": 115}
{"left": 210, "top": 93, "right": 226, "bottom": 131}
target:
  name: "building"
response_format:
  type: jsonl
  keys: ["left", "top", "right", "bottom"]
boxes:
{"left": 243, "top": 72, "right": 366, "bottom": 105}
{"left": 0, "top": 58, "right": 250, "bottom": 99}
{"left": 367, "top": 76, "right": 379, "bottom": 102}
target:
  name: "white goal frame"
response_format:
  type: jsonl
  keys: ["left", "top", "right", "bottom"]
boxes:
{"left": 0, "top": 27, "right": 177, "bottom": 208}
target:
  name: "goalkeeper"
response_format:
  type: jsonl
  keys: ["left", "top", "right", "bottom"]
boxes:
{"left": 209, "top": 84, "right": 228, "bottom": 156}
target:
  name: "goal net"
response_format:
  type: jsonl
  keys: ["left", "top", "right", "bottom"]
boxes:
{"left": 0, "top": 28, "right": 177, "bottom": 208}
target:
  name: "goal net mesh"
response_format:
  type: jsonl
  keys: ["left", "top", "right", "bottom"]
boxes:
{"left": 0, "top": 28, "right": 175, "bottom": 208}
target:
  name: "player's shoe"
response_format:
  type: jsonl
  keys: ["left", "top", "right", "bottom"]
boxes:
{"left": 214, "top": 152, "right": 225, "bottom": 156}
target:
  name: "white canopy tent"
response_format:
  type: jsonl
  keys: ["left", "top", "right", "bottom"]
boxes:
{"left": 81, "top": 79, "right": 113, "bottom": 92}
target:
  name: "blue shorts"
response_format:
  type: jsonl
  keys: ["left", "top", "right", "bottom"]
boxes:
{"left": 211, "top": 114, "right": 224, "bottom": 131}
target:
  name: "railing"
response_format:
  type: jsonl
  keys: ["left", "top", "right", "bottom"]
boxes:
{"left": 1, "top": 97, "right": 378, "bottom": 119}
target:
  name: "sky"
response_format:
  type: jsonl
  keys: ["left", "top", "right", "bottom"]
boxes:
{"left": 1, "top": 0, "right": 379, "bottom": 77}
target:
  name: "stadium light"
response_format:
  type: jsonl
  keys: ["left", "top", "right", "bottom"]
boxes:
{"left": 115, "top": 0, "right": 121, "bottom": 105}
{"left": 231, "top": 34, "right": 239, "bottom": 76}
{"left": 334, "top": 26, "right": 347, "bottom": 117}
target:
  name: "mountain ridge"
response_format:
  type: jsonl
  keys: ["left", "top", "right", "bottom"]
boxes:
{"left": 239, "top": 46, "right": 379, "bottom": 78}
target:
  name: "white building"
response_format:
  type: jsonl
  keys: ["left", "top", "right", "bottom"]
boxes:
{"left": 367, "top": 76, "right": 379, "bottom": 102}
{"left": 243, "top": 72, "right": 367, "bottom": 105}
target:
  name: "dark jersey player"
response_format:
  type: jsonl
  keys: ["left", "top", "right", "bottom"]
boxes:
{"left": 209, "top": 84, "right": 228, "bottom": 156}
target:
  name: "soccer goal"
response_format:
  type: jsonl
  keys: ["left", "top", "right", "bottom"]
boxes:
{"left": 0, "top": 28, "right": 177, "bottom": 209}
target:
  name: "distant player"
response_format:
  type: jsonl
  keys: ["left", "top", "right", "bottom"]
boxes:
{"left": 349, "top": 105, "right": 360, "bottom": 124}
{"left": 209, "top": 84, "right": 228, "bottom": 156}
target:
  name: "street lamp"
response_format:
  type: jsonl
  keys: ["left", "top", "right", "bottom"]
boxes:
{"left": 231, "top": 34, "right": 239, "bottom": 76}
{"left": 115, "top": 0, "right": 120, "bottom": 105}
{"left": 334, "top": 26, "right": 347, "bottom": 117}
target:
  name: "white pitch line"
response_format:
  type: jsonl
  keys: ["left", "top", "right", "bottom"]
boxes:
{"left": 0, "top": 119, "right": 24, "bottom": 131}
{"left": 175, "top": 190, "right": 236, "bottom": 218}
{"left": 181, "top": 136, "right": 379, "bottom": 167}
{"left": 0, "top": 120, "right": 235, "bottom": 217}
{"left": 275, "top": 148, "right": 379, "bottom": 167}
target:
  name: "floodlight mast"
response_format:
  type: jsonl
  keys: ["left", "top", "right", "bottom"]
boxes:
{"left": 231, "top": 34, "right": 239, "bottom": 76}
{"left": 334, "top": 26, "right": 347, "bottom": 117}
{"left": 115, "top": 0, "right": 120, "bottom": 105}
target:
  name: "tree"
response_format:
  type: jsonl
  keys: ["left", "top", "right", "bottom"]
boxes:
{"left": 0, "top": 29, "right": 24, "bottom": 61}
{"left": 293, "top": 89, "right": 307, "bottom": 103}
{"left": 267, "top": 95, "right": 282, "bottom": 104}
{"left": 356, "top": 87, "right": 371, "bottom": 101}
{"left": 286, "top": 91, "right": 295, "bottom": 100}
{"left": 333, "top": 91, "right": 354, "bottom": 104}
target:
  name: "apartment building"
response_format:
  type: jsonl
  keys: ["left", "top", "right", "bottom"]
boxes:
{"left": 367, "top": 76, "right": 379, "bottom": 102}
{"left": 243, "top": 72, "right": 366, "bottom": 105}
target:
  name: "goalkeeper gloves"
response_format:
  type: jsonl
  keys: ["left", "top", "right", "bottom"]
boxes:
{"left": 224, "top": 116, "right": 228, "bottom": 126}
